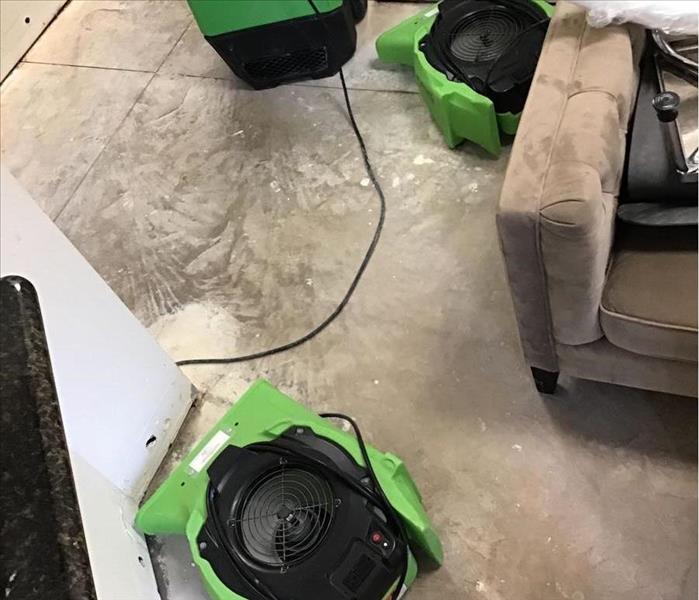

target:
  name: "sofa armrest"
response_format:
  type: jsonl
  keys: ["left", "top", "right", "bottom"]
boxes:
{"left": 497, "top": 1, "right": 643, "bottom": 370}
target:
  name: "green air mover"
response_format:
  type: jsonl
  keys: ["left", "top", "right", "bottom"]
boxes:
{"left": 376, "top": 0, "right": 553, "bottom": 154}
{"left": 136, "top": 381, "right": 443, "bottom": 600}
{"left": 187, "top": 0, "right": 368, "bottom": 89}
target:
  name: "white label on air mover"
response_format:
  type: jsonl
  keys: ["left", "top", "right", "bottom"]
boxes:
{"left": 189, "top": 430, "right": 229, "bottom": 473}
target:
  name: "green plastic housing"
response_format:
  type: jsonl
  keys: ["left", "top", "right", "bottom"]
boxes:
{"left": 375, "top": 1, "right": 553, "bottom": 154}
{"left": 136, "top": 380, "right": 443, "bottom": 600}
{"left": 187, "top": 0, "right": 343, "bottom": 37}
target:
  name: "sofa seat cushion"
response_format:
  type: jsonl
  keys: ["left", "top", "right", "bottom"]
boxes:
{"left": 601, "top": 225, "right": 697, "bottom": 362}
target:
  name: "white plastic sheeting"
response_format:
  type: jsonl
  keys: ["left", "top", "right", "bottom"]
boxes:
{"left": 569, "top": 1, "right": 699, "bottom": 35}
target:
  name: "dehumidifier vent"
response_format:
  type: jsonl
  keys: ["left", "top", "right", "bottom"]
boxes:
{"left": 244, "top": 48, "right": 329, "bottom": 83}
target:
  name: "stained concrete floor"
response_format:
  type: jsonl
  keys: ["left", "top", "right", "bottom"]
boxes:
{"left": 1, "top": 1, "right": 697, "bottom": 599}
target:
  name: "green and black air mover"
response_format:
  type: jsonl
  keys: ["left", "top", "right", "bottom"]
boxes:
{"left": 136, "top": 381, "right": 442, "bottom": 600}
{"left": 376, "top": 0, "right": 553, "bottom": 154}
{"left": 187, "top": 0, "right": 368, "bottom": 89}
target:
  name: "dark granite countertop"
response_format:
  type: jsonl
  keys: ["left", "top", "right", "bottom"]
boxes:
{"left": 1, "top": 276, "right": 96, "bottom": 600}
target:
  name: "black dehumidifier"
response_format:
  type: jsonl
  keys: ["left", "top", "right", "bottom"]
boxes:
{"left": 187, "top": 0, "right": 368, "bottom": 89}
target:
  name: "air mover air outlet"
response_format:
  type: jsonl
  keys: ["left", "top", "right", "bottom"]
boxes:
{"left": 231, "top": 465, "right": 336, "bottom": 568}
{"left": 196, "top": 430, "right": 410, "bottom": 599}
{"left": 448, "top": 7, "right": 528, "bottom": 62}
{"left": 376, "top": 0, "right": 552, "bottom": 152}
{"left": 422, "top": 0, "right": 549, "bottom": 113}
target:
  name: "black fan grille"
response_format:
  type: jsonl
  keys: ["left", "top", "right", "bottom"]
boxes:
{"left": 243, "top": 47, "right": 328, "bottom": 82}
{"left": 448, "top": 7, "right": 531, "bottom": 63}
{"left": 231, "top": 466, "right": 335, "bottom": 568}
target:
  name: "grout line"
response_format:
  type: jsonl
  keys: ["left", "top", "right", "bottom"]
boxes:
{"left": 290, "top": 81, "right": 419, "bottom": 95}
{"left": 155, "top": 18, "right": 193, "bottom": 74}
{"left": 21, "top": 16, "right": 192, "bottom": 78}
{"left": 147, "top": 69, "right": 419, "bottom": 96}
{"left": 21, "top": 59, "right": 154, "bottom": 75}
{"left": 52, "top": 21, "right": 192, "bottom": 223}
{"left": 19, "top": 61, "right": 418, "bottom": 97}
{"left": 52, "top": 71, "right": 156, "bottom": 223}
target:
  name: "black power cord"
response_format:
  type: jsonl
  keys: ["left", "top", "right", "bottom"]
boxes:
{"left": 320, "top": 413, "right": 410, "bottom": 600}
{"left": 175, "top": 65, "right": 385, "bottom": 365}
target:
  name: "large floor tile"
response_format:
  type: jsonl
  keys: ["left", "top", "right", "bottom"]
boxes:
{"left": 159, "top": 1, "right": 421, "bottom": 92}
{"left": 56, "top": 74, "right": 497, "bottom": 333}
{"left": 25, "top": 0, "right": 191, "bottom": 72}
{"left": 0, "top": 63, "right": 151, "bottom": 218}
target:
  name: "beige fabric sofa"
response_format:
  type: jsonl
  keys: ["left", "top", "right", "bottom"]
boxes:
{"left": 497, "top": 1, "right": 698, "bottom": 396}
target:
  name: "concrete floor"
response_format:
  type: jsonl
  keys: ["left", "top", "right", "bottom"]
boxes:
{"left": 1, "top": 2, "right": 696, "bottom": 599}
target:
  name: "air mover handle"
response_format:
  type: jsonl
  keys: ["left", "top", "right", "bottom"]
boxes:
{"left": 652, "top": 91, "right": 680, "bottom": 122}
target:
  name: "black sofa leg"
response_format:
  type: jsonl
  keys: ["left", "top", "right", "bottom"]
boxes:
{"left": 531, "top": 367, "right": 559, "bottom": 394}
